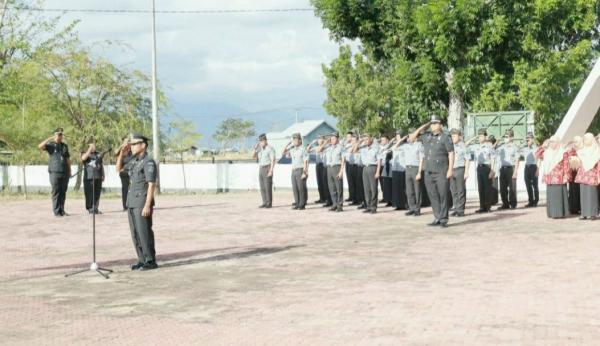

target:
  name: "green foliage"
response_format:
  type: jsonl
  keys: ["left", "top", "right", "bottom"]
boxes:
{"left": 166, "top": 117, "right": 202, "bottom": 153}
{"left": 312, "top": 0, "right": 600, "bottom": 140}
{"left": 213, "top": 118, "right": 256, "bottom": 150}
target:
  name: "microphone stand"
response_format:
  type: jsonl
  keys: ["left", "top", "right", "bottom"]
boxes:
{"left": 66, "top": 149, "right": 113, "bottom": 279}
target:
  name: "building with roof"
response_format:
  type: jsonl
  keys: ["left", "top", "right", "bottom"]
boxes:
{"left": 266, "top": 120, "right": 337, "bottom": 163}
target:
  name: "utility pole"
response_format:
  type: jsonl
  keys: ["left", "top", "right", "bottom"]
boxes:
{"left": 150, "top": 0, "right": 161, "bottom": 190}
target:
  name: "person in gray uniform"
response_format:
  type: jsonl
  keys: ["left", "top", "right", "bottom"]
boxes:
{"left": 391, "top": 129, "right": 408, "bottom": 210}
{"left": 449, "top": 129, "right": 470, "bottom": 217}
{"left": 488, "top": 134, "right": 500, "bottom": 206}
{"left": 318, "top": 132, "right": 346, "bottom": 212}
{"left": 497, "top": 129, "right": 519, "bottom": 210}
{"left": 344, "top": 132, "right": 356, "bottom": 204}
{"left": 283, "top": 133, "right": 309, "bottom": 210}
{"left": 38, "top": 128, "right": 71, "bottom": 217}
{"left": 472, "top": 128, "right": 497, "bottom": 213}
{"left": 413, "top": 116, "right": 454, "bottom": 228}
{"left": 252, "top": 133, "right": 276, "bottom": 208}
{"left": 116, "top": 133, "right": 158, "bottom": 271}
{"left": 353, "top": 133, "right": 380, "bottom": 214}
{"left": 403, "top": 130, "right": 424, "bottom": 216}
{"left": 353, "top": 134, "right": 366, "bottom": 208}
{"left": 308, "top": 135, "right": 331, "bottom": 205}
{"left": 378, "top": 135, "right": 394, "bottom": 207}
{"left": 81, "top": 143, "right": 105, "bottom": 214}
{"left": 520, "top": 132, "right": 539, "bottom": 207}
{"left": 115, "top": 136, "right": 134, "bottom": 211}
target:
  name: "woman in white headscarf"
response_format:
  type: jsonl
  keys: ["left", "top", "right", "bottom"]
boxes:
{"left": 571, "top": 133, "right": 600, "bottom": 220}
{"left": 539, "top": 136, "right": 574, "bottom": 219}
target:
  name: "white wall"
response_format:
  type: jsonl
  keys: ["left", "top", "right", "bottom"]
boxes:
{"left": 1, "top": 163, "right": 548, "bottom": 197}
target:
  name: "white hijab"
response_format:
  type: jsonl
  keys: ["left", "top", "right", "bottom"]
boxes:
{"left": 541, "top": 136, "right": 566, "bottom": 173}
{"left": 576, "top": 133, "right": 600, "bottom": 171}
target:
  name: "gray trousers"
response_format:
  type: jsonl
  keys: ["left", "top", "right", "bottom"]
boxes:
{"left": 49, "top": 173, "right": 68, "bottom": 215}
{"left": 127, "top": 208, "right": 156, "bottom": 263}
{"left": 327, "top": 164, "right": 344, "bottom": 209}
{"left": 291, "top": 168, "right": 307, "bottom": 207}
{"left": 259, "top": 165, "right": 273, "bottom": 206}
{"left": 405, "top": 166, "right": 421, "bottom": 213}
{"left": 362, "top": 165, "right": 378, "bottom": 211}
{"left": 450, "top": 167, "right": 466, "bottom": 213}
{"left": 500, "top": 166, "right": 517, "bottom": 208}
{"left": 425, "top": 170, "right": 450, "bottom": 223}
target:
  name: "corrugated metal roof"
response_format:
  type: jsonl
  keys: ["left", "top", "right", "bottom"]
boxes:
{"left": 266, "top": 120, "right": 335, "bottom": 139}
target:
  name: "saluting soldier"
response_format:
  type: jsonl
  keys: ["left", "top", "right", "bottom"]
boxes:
{"left": 497, "top": 129, "right": 519, "bottom": 210}
{"left": 391, "top": 129, "right": 408, "bottom": 210}
{"left": 449, "top": 129, "right": 469, "bottom": 217}
{"left": 520, "top": 132, "right": 539, "bottom": 207}
{"left": 488, "top": 134, "right": 500, "bottom": 206}
{"left": 353, "top": 133, "right": 380, "bottom": 214}
{"left": 116, "top": 133, "right": 158, "bottom": 271}
{"left": 318, "top": 132, "right": 345, "bottom": 212}
{"left": 283, "top": 133, "right": 309, "bottom": 210}
{"left": 115, "top": 136, "right": 134, "bottom": 211}
{"left": 38, "top": 128, "right": 71, "bottom": 217}
{"left": 403, "top": 129, "right": 425, "bottom": 216}
{"left": 343, "top": 132, "right": 356, "bottom": 204}
{"left": 413, "top": 116, "right": 454, "bottom": 228}
{"left": 378, "top": 135, "right": 394, "bottom": 207}
{"left": 252, "top": 134, "right": 276, "bottom": 209}
{"left": 307, "top": 135, "right": 330, "bottom": 205}
{"left": 354, "top": 134, "right": 367, "bottom": 209}
{"left": 471, "top": 128, "right": 497, "bottom": 213}
{"left": 81, "top": 143, "right": 105, "bottom": 214}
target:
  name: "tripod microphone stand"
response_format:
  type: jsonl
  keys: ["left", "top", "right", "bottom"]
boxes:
{"left": 66, "top": 150, "right": 113, "bottom": 279}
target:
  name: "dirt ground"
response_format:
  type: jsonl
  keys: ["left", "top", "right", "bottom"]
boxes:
{"left": 2, "top": 190, "right": 600, "bottom": 345}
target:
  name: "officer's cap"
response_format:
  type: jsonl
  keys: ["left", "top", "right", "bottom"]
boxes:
{"left": 450, "top": 128, "right": 462, "bottom": 136}
{"left": 396, "top": 129, "right": 407, "bottom": 137}
{"left": 504, "top": 129, "right": 514, "bottom": 137}
{"left": 430, "top": 115, "right": 442, "bottom": 124}
{"left": 478, "top": 128, "right": 487, "bottom": 136}
{"left": 53, "top": 127, "right": 64, "bottom": 135}
{"left": 526, "top": 132, "right": 534, "bottom": 139}
{"left": 258, "top": 133, "right": 267, "bottom": 141}
{"left": 292, "top": 133, "right": 302, "bottom": 140}
{"left": 128, "top": 133, "right": 149, "bottom": 144}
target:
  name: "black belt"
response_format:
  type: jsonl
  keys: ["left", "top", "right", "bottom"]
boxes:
{"left": 406, "top": 165, "right": 419, "bottom": 168}
{"left": 500, "top": 165, "right": 514, "bottom": 169}
{"left": 477, "top": 164, "right": 490, "bottom": 167}
{"left": 328, "top": 164, "right": 341, "bottom": 167}
{"left": 525, "top": 164, "right": 537, "bottom": 166}
{"left": 367, "top": 164, "right": 377, "bottom": 167}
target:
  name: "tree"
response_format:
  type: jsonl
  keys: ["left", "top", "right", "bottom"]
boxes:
{"left": 166, "top": 117, "right": 202, "bottom": 155}
{"left": 312, "top": 0, "right": 600, "bottom": 140}
{"left": 213, "top": 118, "right": 256, "bottom": 152}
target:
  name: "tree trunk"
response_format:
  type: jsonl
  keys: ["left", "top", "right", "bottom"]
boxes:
{"left": 445, "top": 68, "right": 465, "bottom": 130}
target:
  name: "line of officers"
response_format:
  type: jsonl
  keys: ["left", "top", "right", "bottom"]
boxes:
{"left": 252, "top": 115, "right": 540, "bottom": 228}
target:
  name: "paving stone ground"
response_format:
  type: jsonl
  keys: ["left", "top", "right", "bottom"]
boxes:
{"left": 1, "top": 190, "right": 600, "bottom": 345}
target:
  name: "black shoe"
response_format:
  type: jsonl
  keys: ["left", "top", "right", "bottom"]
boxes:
{"left": 450, "top": 211, "right": 457, "bottom": 216}
{"left": 413, "top": 211, "right": 421, "bottom": 216}
{"left": 324, "top": 203, "right": 333, "bottom": 207}
{"left": 362, "top": 209, "right": 371, "bottom": 213}
{"left": 54, "top": 213, "right": 63, "bottom": 217}
{"left": 336, "top": 207, "right": 343, "bottom": 212}
{"left": 297, "top": 206, "right": 305, "bottom": 210}
{"left": 329, "top": 207, "right": 337, "bottom": 211}
{"left": 580, "top": 216, "right": 587, "bottom": 220}
{"left": 439, "top": 222, "right": 448, "bottom": 228}
{"left": 379, "top": 199, "right": 386, "bottom": 203}
{"left": 497, "top": 205, "right": 510, "bottom": 211}
{"left": 475, "top": 209, "right": 489, "bottom": 213}
{"left": 428, "top": 220, "right": 440, "bottom": 227}
{"left": 524, "top": 203, "right": 533, "bottom": 208}
{"left": 314, "top": 199, "right": 323, "bottom": 204}
{"left": 357, "top": 205, "right": 366, "bottom": 210}
{"left": 350, "top": 202, "right": 360, "bottom": 206}
{"left": 60, "top": 211, "right": 69, "bottom": 216}
{"left": 139, "top": 261, "right": 158, "bottom": 271}
{"left": 345, "top": 198, "right": 352, "bottom": 202}
{"left": 292, "top": 206, "right": 298, "bottom": 210}
{"left": 455, "top": 212, "right": 465, "bottom": 217}
{"left": 385, "top": 203, "right": 393, "bottom": 207}
{"left": 292, "top": 202, "right": 297, "bottom": 206}
{"left": 405, "top": 211, "right": 415, "bottom": 216}
{"left": 369, "top": 210, "right": 377, "bottom": 214}
{"left": 130, "top": 262, "right": 144, "bottom": 270}
{"left": 94, "top": 210, "right": 102, "bottom": 215}
{"left": 264, "top": 204, "right": 272, "bottom": 209}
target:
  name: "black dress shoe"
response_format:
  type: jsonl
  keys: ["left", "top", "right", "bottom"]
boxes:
{"left": 297, "top": 206, "right": 306, "bottom": 210}
{"left": 345, "top": 198, "right": 352, "bottom": 202}
{"left": 497, "top": 205, "right": 510, "bottom": 211}
{"left": 61, "top": 211, "right": 69, "bottom": 216}
{"left": 264, "top": 204, "right": 272, "bottom": 209}
{"left": 292, "top": 206, "right": 298, "bottom": 210}
{"left": 336, "top": 207, "right": 343, "bottom": 212}
{"left": 428, "top": 220, "right": 440, "bottom": 227}
{"left": 130, "top": 262, "right": 144, "bottom": 270}
{"left": 379, "top": 199, "right": 386, "bottom": 203}
{"left": 139, "top": 261, "right": 158, "bottom": 271}
{"left": 413, "top": 211, "right": 421, "bottom": 216}
{"left": 439, "top": 222, "right": 448, "bottom": 228}
{"left": 329, "top": 207, "right": 337, "bottom": 211}
{"left": 450, "top": 211, "right": 457, "bottom": 216}
{"left": 362, "top": 209, "right": 371, "bottom": 213}
{"left": 314, "top": 199, "right": 323, "bottom": 204}
{"left": 385, "top": 203, "right": 393, "bottom": 207}
{"left": 357, "top": 205, "right": 366, "bottom": 210}
{"left": 475, "top": 209, "right": 489, "bottom": 213}
{"left": 405, "top": 211, "right": 415, "bottom": 216}
{"left": 369, "top": 210, "right": 377, "bottom": 214}
{"left": 455, "top": 212, "right": 465, "bottom": 217}
{"left": 350, "top": 202, "right": 360, "bottom": 206}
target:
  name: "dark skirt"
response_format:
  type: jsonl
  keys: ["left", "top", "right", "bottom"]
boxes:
{"left": 579, "top": 184, "right": 599, "bottom": 218}
{"left": 546, "top": 184, "right": 569, "bottom": 218}
{"left": 568, "top": 182, "right": 581, "bottom": 214}
{"left": 391, "top": 171, "right": 407, "bottom": 209}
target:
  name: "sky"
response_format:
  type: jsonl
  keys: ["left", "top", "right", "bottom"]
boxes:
{"left": 37, "top": 0, "right": 347, "bottom": 147}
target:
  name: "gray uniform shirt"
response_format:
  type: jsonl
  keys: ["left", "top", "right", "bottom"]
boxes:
{"left": 473, "top": 142, "right": 496, "bottom": 165}
{"left": 314, "top": 146, "right": 324, "bottom": 164}
{"left": 497, "top": 142, "right": 519, "bottom": 167}
{"left": 404, "top": 142, "right": 424, "bottom": 167}
{"left": 453, "top": 142, "right": 468, "bottom": 168}
{"left": 344, "top": 143, "right": 355, "bottom": 164}
{"left": 360, "top": 142, "right": 380, "bottom": 166}
{"left": 521, "top": 144, "right": 538, "bottom": 165}
{"left": 289, "top": 145, "right": 309, "bottom": 169}
{"left": 325, "top": 143, "right": 344, "bottom": 166}
{"left": 391, "top": 144, "right": 406, "bottom": 172}
{"left": 126, "top": 152, "right": 157, "bottom": 209}
{"left": 257, "top": 145, "right": 276, "bottom": 167}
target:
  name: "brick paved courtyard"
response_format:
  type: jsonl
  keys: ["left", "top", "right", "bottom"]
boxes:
{"left": 1, "top": 191, "right": 600, "bottom": 345}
